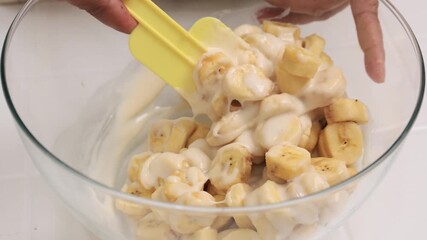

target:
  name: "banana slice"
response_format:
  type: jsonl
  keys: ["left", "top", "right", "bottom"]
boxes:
{"left": 299, "top": 120, "right": 321, "bottom": 152}
{"left": 220, "top": 229, "right": 261, "bottom": 240}
{"left": 279, "top": 44, "right": 322, "bottom": 79}
{"left": 223, "top": 64, "right": 274, "bottom": 102}
{"left": 128, "top": 152, "right": 152, "bottom": 182}
{"left": 196, "top": 51, "right": 233, "bottom": 98}
{"left": 181, "top": 148, "right": 211, "bottom": 173}
{"left": 258, "top": 93, "right": 305, "bottom": 122}
{"left": 170, "top": 192, "right": 217, "bottom": 234}
{"left": 276, "top": 66, "right": 311, "bottom": 94}
{"left": 317, "top": 122, "right": 364, "bottom": 165}
{"left": 266, "top": 144, "right": 311, "bottom": 181}
{"left": 244, "top": 180, "right": 286, "bottom": 206}
{"left": 211, "top": 195, "right": 233, "bottom": 230}
{"left": 223, "top": 183, "right": 255, "bottom": 229}
{"left": 312, "top": 157, "right": 350, "bottom": 186}
{"left": 234, "top": 129, "right": 266, "bottom": 159}
{"left": 262, "top": 20, "right": 301, "bottom": 42}
{"left": 211, "top": 92, "right": 229, "bottom": 118}
{"left": 347, "top": 166, "right": 357, "bottom": 177}
{"left": 207, "top": 103, "right": 259, "bottom": 147}
{"left": 255, "top": 113, "right": 303, "bottom": 149}
{"left": 297, "top": 66, "right": 346, "bottom": 111}
{"left": 234, "top": 24, "right": 263, "bottom": 37}
{"left": 188, "top": 139, "right": 219, "bottom": 160}
{"left": 187, "top": 123, "right": 211, "bottom": 146}
{"left": 263, "top": 167, "right": 286, "bottom": 184}
{"left": 181, "top": 227, "right": 218, "bottom": 240}
{"left": 320, "top": 52, "right": 334, "bottom": 65}
{"left": 297, "top": 115, "right": 313, "bottom": 150}
{"left": 115, "top": 183, "right": 151, "bottom": 216}
{"left": 303, "top": 34, "right": 325, "bottom": 56}
{"left": 242, "top": 32, "right": 285, "bottom": 63}
{"left": 208, "top": 143, "right": 253, "bottom": 194}
{"left": 324, "top": 98, "right": 369, "bottom": 124}
{"left": 149, "top": 118, "right": 197, "bottom": 153}
{"left": 139, "top": 152, "right": 189, "bottom": 189}
{"left": 163, "top": 167, "right": 208, "bottom": 202}
{"left": 136, "top": 213, "right": 178, "bottom": 240}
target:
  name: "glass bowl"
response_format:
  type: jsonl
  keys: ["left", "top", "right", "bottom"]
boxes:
{"left": 1, "top": 0, "right": 424, "bottom": 239}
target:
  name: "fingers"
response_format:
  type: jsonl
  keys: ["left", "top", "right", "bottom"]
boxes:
{"left": 266, "top": 0, "right": 348, "bottom": 17}
{"left": 258, "top": 3, "right": 349, "bottom": 25}
{"left": 67, "top": 0, "right": 137, "bottom": 34}
{"left": 350, "top": 0, "right": 385, "bottom": 83}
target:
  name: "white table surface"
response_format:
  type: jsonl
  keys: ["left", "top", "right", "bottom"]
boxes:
{"left": 0, "top": 1, "right": 426, "bottom": 239}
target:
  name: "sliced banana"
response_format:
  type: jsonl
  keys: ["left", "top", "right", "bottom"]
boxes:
{"left": 187, "top": 123, "right": 211, "bottom": 146}
{"left": 234, "top": 129, "right": 266, "bottom": 159}
{"left": 207, "top": 103, "right": 259, "bottom": 147}
{"left": 348, "top": 166, "right": 357, "bottom": 177}
{"left": 196, "top": 51, "right": 233, "bottom": 98}
{"left": 224, "top": 183, "right": 255, "bottom": 229}
{"left": 299, "top": 120, "right": 321, "bottom": 152}
{"left": 324, "top": 98, "right": 369, "bottom": 124}
{"left": 211, "top": 92, "right": 229, "bottom": 118}
{"left": 255, "top": 113, "right": 303, "bottom": 149}
{"left": 297, "top": 114, "right": 313, "bottom": 151}
{"left": 242, "top": 32, "right": 285, "bottom": 63}
{"left": 188, "top": 139, "right": 219, "bottom": 160}
{"left": 276, "top": 65, "right": 311, "bottom": 94}
{"left": 320, "top": 52, "right": 334, "bottom": 65}
{"left": 244, "top": 180, "right": 286, "bottom": 206}
{"left": 181, "top": 227, "right": 218, "bottom": 240}
{"left": 265, "top": 144, "right": 311, "bottom": 181}
{"left": 312, "top": 157, "right": 350, "bottom": 186}
{"left": 303, "top": 34, "right": 325, "bottom": 56}
{"left": 139, "top": 152, "right": 189, "bottom": 189}
{"left": 234, "top": 24, "right": 263, "bottom": 37}
{"left": 180, "top": 147, "right": 211, "bottom": 173}
{"left": 169, "top": 192, "right": 217, "bottom": 234}
{"left": 258, "top": 93, "right": 306, "bottom": 122}
{"left": 262, "top": 20, "right": 301, "bottom": 42}
{"left": 115, "top": 183, "right": 151, "bottom": 216}
{"left": 278, "top": 44, "right": 322, "bottom": 79}
{"left": 317, "top": 122, "right": 364, "bottom": 165}
{"left": 136, "top": 213, "right": 178, "bottom": 240}
{"left": 128, "top": 152, "right": 152, "bottom": 182}
{"left": 163, "top": 167, "right": 208, "bottom": 202}
{"left": 220, "top": 228, "right": 261, "bottom": 240}
{"left": 223, "top": 64, "right": 274, "bottom": 102}
{"left": 211, "top": 195, "right": 233, "bottom": 230}
{"left": 297, "top": 66, "right": 346, "bottom": 111}
{"left": 149, "top": 118, "right": 197, "bottom": 153}
{"left": 208, "top": 143, "right": 253, "bottom": 194}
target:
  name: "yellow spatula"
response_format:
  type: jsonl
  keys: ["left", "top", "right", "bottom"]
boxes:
{"left": 124, "top": 0, "right": 242, "bottom": 96}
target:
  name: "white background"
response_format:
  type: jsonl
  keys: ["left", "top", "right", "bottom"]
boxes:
{"left": 0, "top": 0, "right": 426, "bottom": 239}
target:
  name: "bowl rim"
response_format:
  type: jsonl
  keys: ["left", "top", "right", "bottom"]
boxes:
{"left": 1, "top": 0, "right": 425, "bottom": 214}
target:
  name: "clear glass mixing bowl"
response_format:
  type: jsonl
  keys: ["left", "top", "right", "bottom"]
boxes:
{"left": 1, "top": 0, "right": 424, "bottom": 239}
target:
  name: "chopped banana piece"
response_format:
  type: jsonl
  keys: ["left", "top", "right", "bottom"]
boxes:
{"left": 303, "top": 34, "right": 325, "bottom": 56}
{"left": 223, "top": 64, "right": 274, "bottom": 102}
{"left": 244, "top": 180, "right": 286, "bottom": 206}
{"left": 115, "top": 183, "right": 151, "bottom": 216}
{"left": 258, "top": 93, "right": 305, "bottom": 122}
{"left": 180, "top": 148, "right": 211, "bottom": 173}
{"left": 234, "top": 130, "right": 266, "bottom": 158}
{"left": 149, "top": 118, "right": 197, "bottom": 153}
{"left": 242, "top": 32, "right": 285, "bottom": 62}
{"left": 297, "top": 66, "right": 346, "bottom": 111}
{"left": 220, "top": 228, "right": 261, "bottom": 240}
{"left": 255, "top": 113, "right": 303, "bottom": 149}
{"left": 169, "top": 192, "right": 217, "bottom": 234}
{"left": 279, "top": 44, "right": 322, "bottom": 79}
{"left": 347, "top": 166, "right": 357, "bottom": 177}
{"left": 163, "top": 167, "right": 208, "bottom": 202}
{"left": 211, "top": 92, "right": 229, "bottom": 118}
{"left": 276, "top": 65, "right": 310, "bottom": 94}
{"left": 312, "top": 157, "right": 350, "bottom": 186}
{"left": 266, "top": 144, "right": 311, "bottom": 181}
{"left": 234, "top": 24, "right": 263, "bottom": 37}
{"left": 317, "top": 122, "right": 364, "bottom": 165}
{"left": 320, "top": 52, "right": 334, "bottom": 65}
{"left": 297, "top": 115, "right": 313, "bottom": 151}
{"left": 262, "top": 20, "right": 301, "bottom": 42}
{"left": 324, "top": 98, "right": 369, "bottom": 124}
{"left": 136, "top": 213, "right": 177, "bottom": 240}
{"left": 299, "top": 120, "right": 321, "bottom": 152}
{"left": 196, "top": 51, "right": 233, "bottom": 97}
{"left": 181, "top": 227, "right": 218, "bottom": 240}
{"left": 208, "top": 143, "right": 253, "bottom": 194}
{"left": 207, "top": 103, "right": 259, "bottom": 147}
{"left": 128, "top": 152, "right": 152, "bottom": 182}
{"left": 187, "top": 123, "right": 210, "bottom": 146}
{"left": 225, "top": 183, "right": 252, "bottom": 207}
{"left": 188, "top": 139, "right": 219, "bottom": 160}
{"left": 211, "top": 195, "right": 234, "bottom": 230}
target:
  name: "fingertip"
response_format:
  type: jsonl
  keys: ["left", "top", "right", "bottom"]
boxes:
{"left": 365, "top": 56, "right": 385, "bottom": 83}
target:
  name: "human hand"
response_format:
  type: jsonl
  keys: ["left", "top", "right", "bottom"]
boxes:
{"left": 66, "top": 0, "right": 137, "bottom": 34}
{"left": 262, "top": 0, "right": 385, "bottom": 83}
